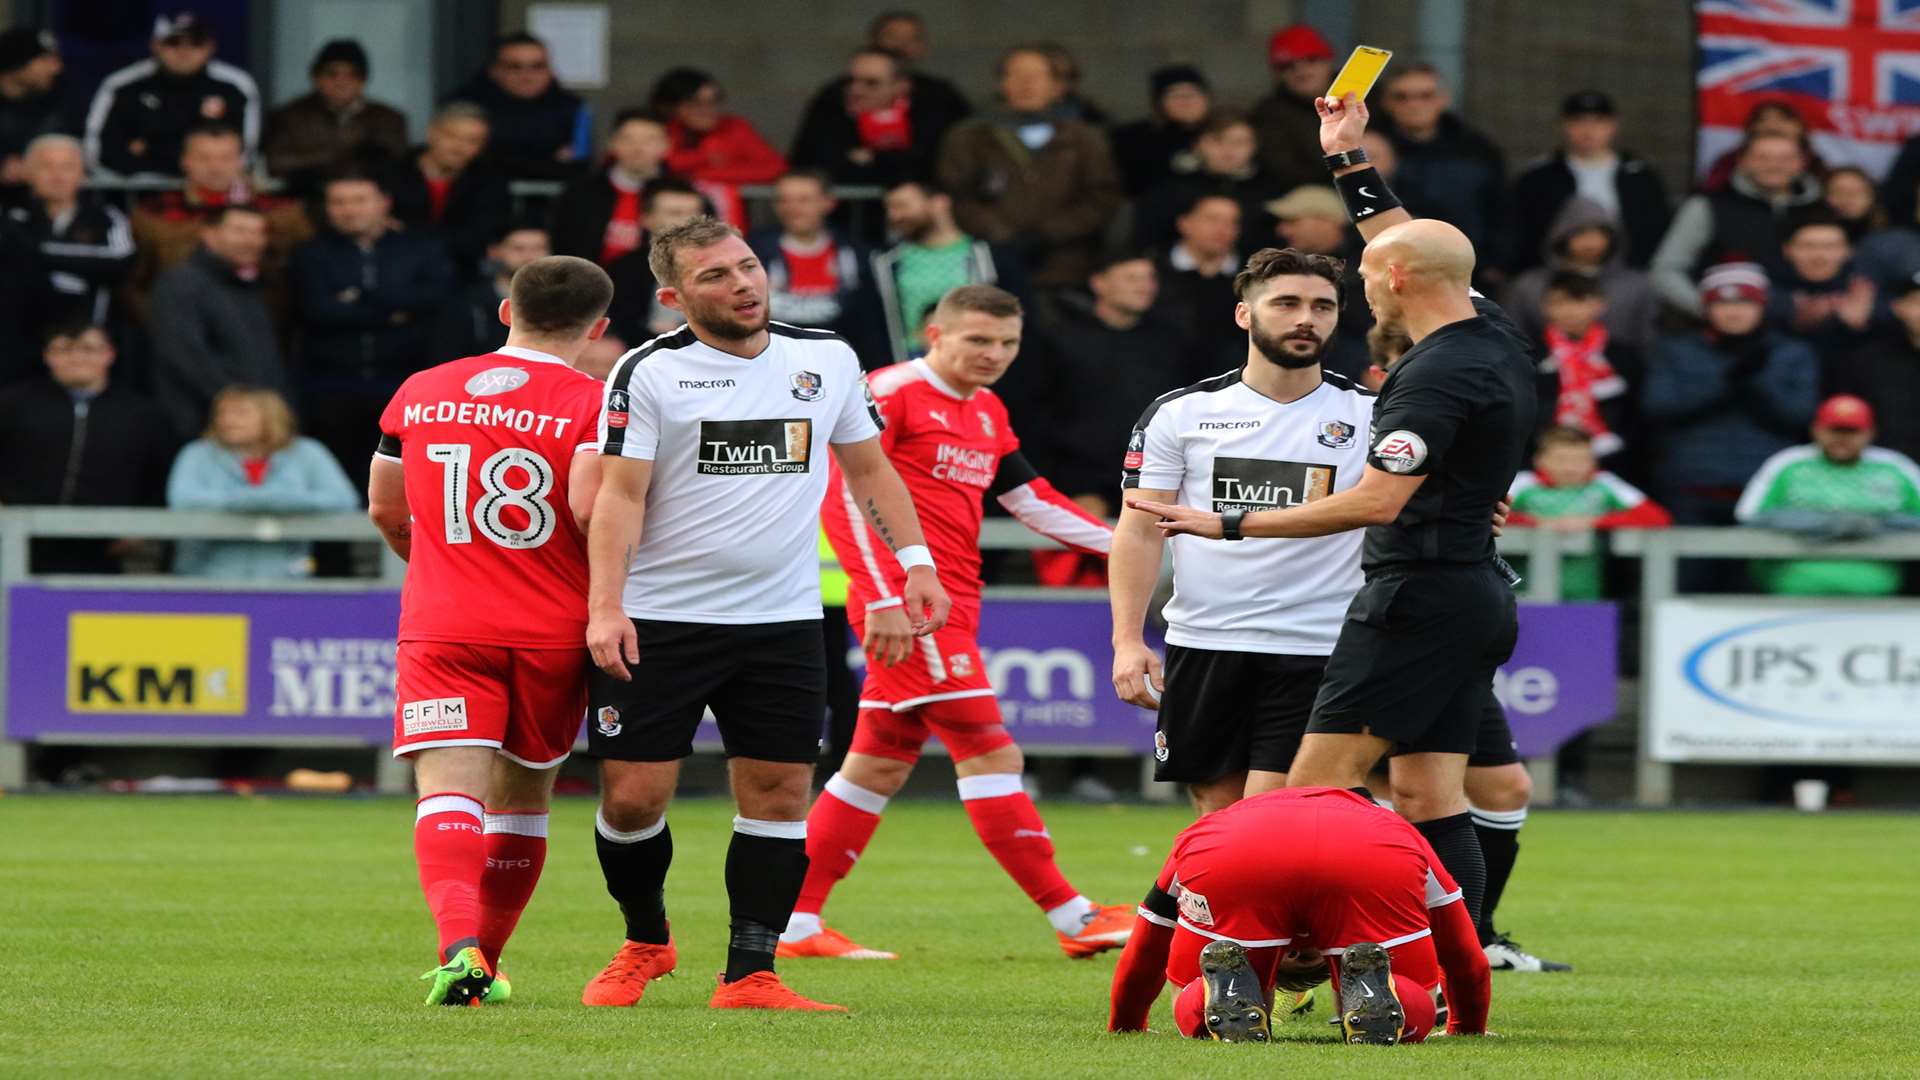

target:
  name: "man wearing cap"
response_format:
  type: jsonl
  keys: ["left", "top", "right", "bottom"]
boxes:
{"left": 84, "top": 12, "right": 260, "bottom": 177}
{"left": 0, "top": 27, "right": 66, "bottom": 188}
{"left": 1831, "top": 273, "right": 1920, "bottom": 463}
{"left": 1642, "top": 262, "right": 1819, "bottom": 538}
{"left": 1736, "top": 394, "right": 1920, "bottom": 595}
{"left": 1507, "top": 91, "right": 1670, "bottom": 275}
{"left": 1111, "top": 64, "right": 1213, "bottom": 196}
{"left": 263, "top": 40, "right": 408, "bottom": 192}
{"left": 1250, "top": 24, "right": 1337, "bottom": 196}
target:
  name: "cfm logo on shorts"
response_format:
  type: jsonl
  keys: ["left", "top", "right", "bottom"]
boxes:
{"left": 67, "top": 612, "right": 248, "bottom": 714}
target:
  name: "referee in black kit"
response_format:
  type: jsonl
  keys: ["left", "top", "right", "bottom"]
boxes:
{"left": 1128, "top": 90, "right": 1535, "bottom": 930}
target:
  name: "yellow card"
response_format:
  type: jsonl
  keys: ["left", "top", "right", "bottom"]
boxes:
{"left": 1326, "top": 46, "right": 1393, "bottom": 102}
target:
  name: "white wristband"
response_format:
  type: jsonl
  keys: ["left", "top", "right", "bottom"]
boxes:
{"left": 895, "top": 544, "right": 935, "bottom": 572}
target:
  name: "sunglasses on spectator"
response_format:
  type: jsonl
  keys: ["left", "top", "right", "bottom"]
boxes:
{"left": 850, "top": 75, "right": 893, "bottom": 87}
{"left": 1390, "top": 88, "right": 1439, "bottom": 100}
{"left": 498, "top": 60, "right": 548, "bottom": 72}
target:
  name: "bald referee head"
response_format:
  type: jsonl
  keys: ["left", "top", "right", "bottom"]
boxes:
{"left": 1356, "top": 218, "right": 1478, "bottom": 340}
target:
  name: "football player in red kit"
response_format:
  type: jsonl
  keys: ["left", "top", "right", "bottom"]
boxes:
{"left": 368, "top": 256, "right": 614, "bottom": 1006}
{"left": 779, "top": 284, "right": 1131, "bottom": 961}
{"left": 1107, "top": 787, "right": 1491, "bottom": 1044}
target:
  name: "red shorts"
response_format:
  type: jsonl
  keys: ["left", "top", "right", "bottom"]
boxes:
{"left": 392, "top": 641, "right": 589, "bottom": 768}
{"left": 853, "top": 618, "right": 994, "bottom": 713}
{"left": 848, "top": 695, "right": 1013, "bottom": 763}
{"left": 1161, "top": 824, "right": 1438, "bottom": 985}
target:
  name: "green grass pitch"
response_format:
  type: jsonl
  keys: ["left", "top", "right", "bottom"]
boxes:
{"left": 3, "top": 795, "right": 1916, "bottom": 1078}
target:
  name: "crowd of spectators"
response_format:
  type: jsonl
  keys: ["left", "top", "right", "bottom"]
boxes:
{"left": 2, "top": 10, "right": 1920, "bottom": 595}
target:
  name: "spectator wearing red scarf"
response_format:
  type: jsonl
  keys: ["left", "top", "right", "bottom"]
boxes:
{"left": 789, "top": 47, "right": 970, "bottom": 190}
{"left": 1534, "top": 272, "right": 1642, "bottom": 475}
{"left": 650, "top": 67, "right": 785, "bottom": 229}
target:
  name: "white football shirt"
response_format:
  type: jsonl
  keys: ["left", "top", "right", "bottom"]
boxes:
{"left": 1123, "top": 368, "right": 1373, "bottom": 655}
{"left": 600, "top": 322, "right": 883, "bottom": 623}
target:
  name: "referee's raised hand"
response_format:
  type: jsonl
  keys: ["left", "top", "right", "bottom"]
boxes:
{"left": 1124, "top": 495, "right": 1224, "bottom": 540}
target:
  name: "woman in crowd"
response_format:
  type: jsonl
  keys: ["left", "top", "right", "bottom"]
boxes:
{"left": 166, "top": 387, "right": 359, "bottom": 580}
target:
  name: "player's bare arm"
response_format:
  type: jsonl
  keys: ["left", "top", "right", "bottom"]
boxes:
{"left": 1316, "top": 93, "right": 1413, "bottom": 242}
{"left": 1109, "top": 489, "right": 1172, "bottom": 709}
{"left": 1128, "top": 466, "right": 1425, "bottom": 540}
{"left": 567, "top": 451, "right": 603, "bottom": 533}
{"left": 585, "top": 455, "right": 652, "bottom": 680}
{"left": 831, "top": 435, "right": 952, "bottom": 636}
{"left": 367, "top": 456, "right": 412, "bottom": 561}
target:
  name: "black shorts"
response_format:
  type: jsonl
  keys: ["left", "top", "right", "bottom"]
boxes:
{"left": 588, "top": 618, "right": 825, "bottom": 763}
{"left": 1154, "top": 645, "right": 1327, "bottom": 784}
{"left": 1309, "top": 564, "right": 1518, "bottom": 756}
{"left": 1469, "top": 705, "right": 1520, "bottom": 768}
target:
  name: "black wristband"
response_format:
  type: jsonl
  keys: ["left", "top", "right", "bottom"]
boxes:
{"left": 1323, "top": 146, "right": 1369, "bottom": 171}
{"left": 1334, "top": 166, "right": 1403, "bottom": 224}
{"left": 1220, "top": 509, "right": 1246, "bottom": 541}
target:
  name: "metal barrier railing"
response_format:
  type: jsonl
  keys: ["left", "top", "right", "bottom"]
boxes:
{"left": 5, "top": 508, "right": 1919, "bottom": 801}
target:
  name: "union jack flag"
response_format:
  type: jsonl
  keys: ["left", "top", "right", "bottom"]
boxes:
{"left": 1696, "top": 0, "right": 1920, "bottom": 178}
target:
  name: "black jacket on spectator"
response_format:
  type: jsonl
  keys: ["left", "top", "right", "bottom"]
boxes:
{"left": 1378, "top": 113, "right": 1506, "bottom": 271}
{"left": 1877, "top": 134, "right": 1920, "bottom": 230}
{"left": 429, "top": 278, "right": 509, "bottom": 362}
{"left": 746, "top": 227, "right": 889, "bottom": 366}
{"left": 5, "top": 195, "right": 134, "bottom": 327}
{"left": 0, "top": 84, "right": 68, "bottom": 168}
{"left": 1133, "top": 169, "right": 1284, "bottom": 257}
{"left": 1766, "top": 262, "right": 1886, "bottom": 363}
{"left": 1247, "top": 88, "right": 1326, "bottom": 197}
{"left": 148, "top": 247, "right": 285, "bottom": 438}
{"left": 547, "top": 167, "right": 662, "bottom": 264}
{"left": 1507, "top": 149, "right": 1670, "bottom": 272}
{"left": 84, "top": 60, "right": 259, "bottom": 176}
{"left": 1830, "top": 331, "right": 1920, "bottom": 461}
{"left": 1110, "top": 117, "right": 1202, "bottom": 197}
{"left": 382, "top": 153, "right": 513, "bottom": 281}
{"left": 291, "top": 227, "right": 455, "bottom": 387}
{"left": 0, "top": 219, "right": 48, "bottom": 383}
{"left": 444, "top": 76, "right": 585, "bottom": 181}
{"left": 0, "top": 375, "right": 176, "bottom": 572}
{"left": 1152, "top": 248, "right": 1241, "bottom": 377}
{"left": 788, "top": 82, "right": 969, "bottom": 188}
{"left": 605, "top": 245, "right": 664, "bottom": 346}
{"left": 997, "top": 300, "right": 1194, "bottom": 499}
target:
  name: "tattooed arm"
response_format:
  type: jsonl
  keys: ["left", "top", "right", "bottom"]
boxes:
{"left": 831, "top": 436, "right": 952, "bottom": 635}
{"left": 586, "top": 456, "right": 654, "bottom": 680}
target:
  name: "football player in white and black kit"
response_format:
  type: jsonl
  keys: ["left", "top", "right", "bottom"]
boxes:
{"left": 1110, "top": 247, "right": 1374, "bottom": 815}
{"left": 579, "top": 216, "right": 950, "bottom": 1014}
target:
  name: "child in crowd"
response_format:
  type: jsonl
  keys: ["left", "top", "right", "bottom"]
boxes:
{"left": 1537, "top": 272, "right": 1640, "bottom": 475}
{"left": 1508, "top": 426, "right": 1670, "bottom": 600}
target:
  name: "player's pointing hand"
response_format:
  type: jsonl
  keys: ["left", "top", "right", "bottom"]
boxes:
{"left": 903, "top": 565, "right": 951, "bottom": 636}
{"left": 1124, "top": 495, "right": 1225, "bottom": 540}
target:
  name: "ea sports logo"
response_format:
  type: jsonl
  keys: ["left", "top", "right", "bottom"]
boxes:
{"left": 1373, "top": 430, "right": 1427, "bottom": 474}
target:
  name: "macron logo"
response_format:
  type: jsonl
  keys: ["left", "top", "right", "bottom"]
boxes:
{"left": 679, "top": 379, "right": 736, "bottom": 389}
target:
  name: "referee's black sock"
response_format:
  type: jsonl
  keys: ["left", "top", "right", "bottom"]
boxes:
{"left": 724, "top": 816, "right": 809, "bottom": 982}
{"left": 1415, "top": 812, "right": 1488, "bottom": 930}
{"left": 594, "top": 810, "right": 673, "bottom": 945}
{"left": 1470, "top": 806, "right": 1526, "bottom": 945}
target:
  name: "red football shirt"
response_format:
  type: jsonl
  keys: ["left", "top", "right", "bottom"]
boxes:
{"left": 377, "top": 346, "right": 603, "bottom": 648}
{"left": 822, "top": 359, "right": 1018, "bottom": 618}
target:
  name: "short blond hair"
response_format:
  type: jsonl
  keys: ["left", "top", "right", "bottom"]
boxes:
{"left": 649, "top": 215, "right": 741, "bottom": 288}
{"left": 206, "top": 386, "right": 296, "bottom": 454}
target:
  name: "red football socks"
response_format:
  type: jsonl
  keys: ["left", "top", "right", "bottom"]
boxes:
{"left": 414, "top": 793, "right": 486, "bottom": 961}
{"left": 957, "top": 773, "right": 1077, "bottom": 911}
{"left": 477, "top": 810, "right": 549, "bottom": 966}
{"left": 793, "top": 774, "right": 889, "bottom": 916}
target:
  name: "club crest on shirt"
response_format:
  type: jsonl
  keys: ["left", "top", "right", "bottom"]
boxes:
{"left": 1316, "top": 419, "right": 1356, "bottom": 449}
{"left": 596, "top": 706, "right": 622, "bottom": 737}
{"left": 790, "top": 370, "right": 824, "bottom": 402}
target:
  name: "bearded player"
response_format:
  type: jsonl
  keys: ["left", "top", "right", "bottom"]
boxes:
{"left": 778, "top": 284, "right": 1135, "bottom": 961}
{"left": 1107, "top": 786, "right": 1491, "bottom": 1045}
{"left": 368, "top": 256, "right": 613, "bottom": 1005}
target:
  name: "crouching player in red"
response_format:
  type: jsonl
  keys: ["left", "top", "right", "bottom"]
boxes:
{"left": 368, "top": 256, "right": 615, "bottom": 1005}
{"left": 779, "top": 285, "right": 1133, "bottom": 960}
{"left": 1107, "top": 787, "right": 1491, "bottom": 1044}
